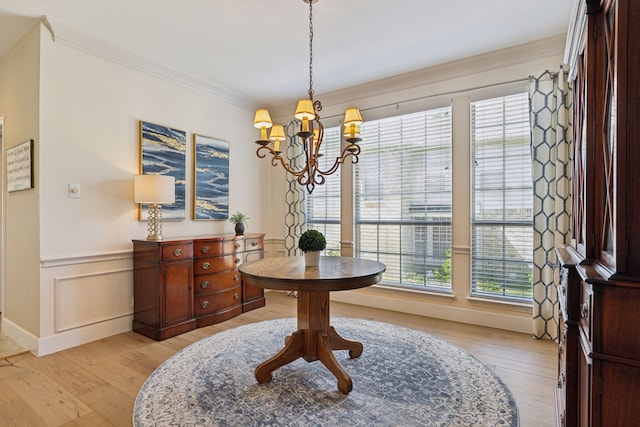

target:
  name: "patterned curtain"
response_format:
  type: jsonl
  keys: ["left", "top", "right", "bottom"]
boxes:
{"left": 283, "top": 121, "right": 306, "bottom": 256}
{"left": 529, "top": 68, "right": 573, "bottom": 340}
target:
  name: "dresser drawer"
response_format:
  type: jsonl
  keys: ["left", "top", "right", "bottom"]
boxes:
{"left": 579, "top": 281, "right": 593, "bottom": 346}
{"left": 194, "top": 239, "right": 243, "bottom": 257}
{"left": 195, "top": 286, "right": 242, "bottom": 316}
{"left": 161, "top": 243, "right": 193, "bottom": 261}
{"left": 245, "top": 237, "right": 263, "bottom": 252}
{"left": 194, "top": 270, "right": 242, "bottom": 296}
{"left": 194, "top": 254, "right": 242, "bottom": 274}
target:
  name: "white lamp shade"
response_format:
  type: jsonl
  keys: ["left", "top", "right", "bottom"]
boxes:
{"left": 134, "top": 175, "right": 175, "bottom": 204}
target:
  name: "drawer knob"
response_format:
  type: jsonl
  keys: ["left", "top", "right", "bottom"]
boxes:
{"left": 234, "top": 274, "right": 240, "bottom": 281}
{"left": 201, "top": 300, "right": 209, "bottom": 309}
{"left": 580, "top": 303, "right": 589, "bottom": 319}
{"left": 200, "top": 280, "right": 209, "bottom": 289}
{"left": 233, "top": 292, "right": 239, "bottom": 300}
{"left": 235, "top": 258, "right": 241, "bottom": 264}
{"left": 173, "top": 248, "right": 183, "bottom": 257}
{"left": 251, "top": 241, "right": 258, "bottom": 247}
{"left": 235, "top": 243, "right": 241, "bottom": 249}
{"left": 202, "top": 246, "right": 210, "bottom": 254}
{"left": 202, "top": 262, "right": 211, "bottom": 270}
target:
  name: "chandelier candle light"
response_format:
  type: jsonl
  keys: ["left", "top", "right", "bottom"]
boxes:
{"left": 253, "top": 0, "right": 363, "bottom": 194}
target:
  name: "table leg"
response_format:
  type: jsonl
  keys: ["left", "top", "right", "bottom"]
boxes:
{"left": 317, "top": 333, "right": 353, "bottom": 394}
{"left": 254, "top": 290, "right": 363, "bottom": 394}
{"left": 254, "top": 330, "right": 305, "bottom": 384}
{"left": 327, "top": 326, "right": 363, "bottom": 359}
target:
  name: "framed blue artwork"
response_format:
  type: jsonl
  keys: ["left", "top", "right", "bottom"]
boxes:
{"left": 139, "top": 120, "right": 186, "bottom": 220}
{"left": 193, "top": 134, "right": 229, "bottom": 220}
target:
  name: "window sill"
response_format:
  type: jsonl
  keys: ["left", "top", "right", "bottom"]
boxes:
{"left": 466, "top": 296, "right": 532, "bottom": 313}
{"left": 373, "top": 283, "right": 456, "bottom": 301}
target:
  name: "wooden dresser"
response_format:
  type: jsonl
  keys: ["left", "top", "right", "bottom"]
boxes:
{"left": 132, "top": 233, "right": 265, "bottom": 340}
{"left": 557, "top": 0, "right": 640, "bottom": 425}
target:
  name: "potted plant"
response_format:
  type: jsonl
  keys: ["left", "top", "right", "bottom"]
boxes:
{"left": 298, "top": 229, "right": 326, "bottom": 267}
{"left": 228, "top": 211, "right": 250, "bottom": 235}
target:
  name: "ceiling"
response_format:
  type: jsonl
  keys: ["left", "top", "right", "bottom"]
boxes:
{"left": 0, "top": 0, "right": 572, "bottom": 111}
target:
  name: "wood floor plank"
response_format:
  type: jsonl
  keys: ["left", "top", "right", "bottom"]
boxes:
{"left": 0, "top": 291, "right": 557, "bottom": 426}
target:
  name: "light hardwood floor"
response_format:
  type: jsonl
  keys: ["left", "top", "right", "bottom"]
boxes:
{"left": 0, "top": 291, "right": 558, "bottom": 426}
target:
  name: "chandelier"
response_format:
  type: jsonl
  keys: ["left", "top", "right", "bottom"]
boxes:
{"left": 252, "top": 0, "right": 363, "bottom": 194}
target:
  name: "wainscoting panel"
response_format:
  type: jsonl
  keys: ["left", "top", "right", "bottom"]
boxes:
{"left": 36, "top": 250, "right": 135, "bottom": 356}
{"left": 54, "top": 268, "right": 133, "bottom": 333}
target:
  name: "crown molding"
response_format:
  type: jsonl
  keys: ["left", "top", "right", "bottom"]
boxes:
{"left": 45, "top": 18, "right": 565, "bottom": 116}
{"left": 49, "top": 20, "right": 255, "bottom": 111}
{"left": 288, "top": 33, "right": 567, "bottom": 115}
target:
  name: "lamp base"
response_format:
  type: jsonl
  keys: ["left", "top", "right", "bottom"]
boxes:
{"left": 146, "top": 203, "right": 164, "bottom": 242}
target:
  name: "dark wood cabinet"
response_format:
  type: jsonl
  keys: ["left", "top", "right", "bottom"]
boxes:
{"left": 133, "top": 233, "right": 265, "bottom": 340}
{"left": 132, "top": 240, "right": 195, "bottom": 340}
{"left": 558, "top": 0, "right": 640, "bottom": 425}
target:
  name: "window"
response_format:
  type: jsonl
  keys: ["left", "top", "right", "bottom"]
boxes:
{"left": 471, "top": 93, "right": 533, "bottom": 301}
{"left": 305, "top": 126, "right": 342, "bottom": 255}
{"left": 355, "top": 108, "right": 453, "bottom": 291}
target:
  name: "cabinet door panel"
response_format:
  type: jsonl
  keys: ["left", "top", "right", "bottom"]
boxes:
{"left": 163, "top": 261, "right": 193, "bottom": 325}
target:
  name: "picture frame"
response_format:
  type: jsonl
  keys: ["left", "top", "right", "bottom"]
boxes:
{"left": 7, "top": 139, "right": 34, "bottom": 192}
{"left": 139, "top": 121, "right": 186, "bottom": 220}
{"left": 193, "top": 134, "right": 230, "bottom": 220}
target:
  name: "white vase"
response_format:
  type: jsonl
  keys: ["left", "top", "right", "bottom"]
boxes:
{"left": 304, "top": 251, "right": 321, "bottom": 267}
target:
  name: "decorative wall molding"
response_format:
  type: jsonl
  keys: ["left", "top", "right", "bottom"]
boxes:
{"left": 40, "top": 249, "right": 132, "bottom": 268}
{"left": 48, "top": 20, "right": 253, "bottom": 111}
{"left": 54, "top": 268, "right": 133, "bottom": 333}
{"left": 43, "top": 18, "right": 565, "bottom": 116}
{"left": 271, "top": 34, "right": 567, "bottom": 117}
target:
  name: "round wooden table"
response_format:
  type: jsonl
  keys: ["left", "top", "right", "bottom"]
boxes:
{"left": 239, "top": 256, "right": 386, "bottom": 394}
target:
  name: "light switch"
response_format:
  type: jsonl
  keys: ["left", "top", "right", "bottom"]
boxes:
{"left": 69, "top": 183, "right": 81, "bottom": 198}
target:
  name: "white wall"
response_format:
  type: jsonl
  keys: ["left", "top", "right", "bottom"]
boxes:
{"left": 265, "top": 36, "right": 566, "bottom": 334}
{"left": 3, "top": 22, "right": 270, "bottom": 355}
{"left": 0, "top": 22, "right": 41, "bottom": 346}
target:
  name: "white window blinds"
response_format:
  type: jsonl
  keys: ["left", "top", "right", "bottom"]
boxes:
{"left": 355, "top": 107, "right": 453, "bottom": 291}
{"left": 471, "top": 93, "right": 533, "bottom": 301}
{"left": 305, "top": 126, "right": 342, "bottom": 255}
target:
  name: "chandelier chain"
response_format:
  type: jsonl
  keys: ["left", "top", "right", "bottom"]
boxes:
{"left": 308, "top": 0, "right": 314, "bottom": 99}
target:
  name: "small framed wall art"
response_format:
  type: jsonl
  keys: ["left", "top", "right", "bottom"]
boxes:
{"left": 139, "top": 120, "right": 186, "bottom": 220}
{"left": 193, "top": 134, "right": 229, "bottom": 220}
{"left": 7, "top": 139, "right": 34, "bottom": 192}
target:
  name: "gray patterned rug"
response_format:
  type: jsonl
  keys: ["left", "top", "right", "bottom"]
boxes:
{"left": 134, "top": 318, "right": 518, "bottom": 426}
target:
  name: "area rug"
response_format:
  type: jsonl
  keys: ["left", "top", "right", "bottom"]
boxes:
{"left": 134, "top": 318, "right": 518, "bottom": 426}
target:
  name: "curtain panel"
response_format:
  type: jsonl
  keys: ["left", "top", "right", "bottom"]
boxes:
{"left": 529, "top": 68, "right": 573, "bottom": 340}
{"left": 284, "top": 122, "right": 306, "bottom": 256}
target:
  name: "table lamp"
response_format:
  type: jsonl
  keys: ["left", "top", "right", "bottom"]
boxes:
{"left": 134, "top": 174, "right": 175, "bottom": 241}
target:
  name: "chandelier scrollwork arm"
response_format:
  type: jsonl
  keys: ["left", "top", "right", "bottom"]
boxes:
{"left": 251, "top": 0, "right": 364, "bottom": 194}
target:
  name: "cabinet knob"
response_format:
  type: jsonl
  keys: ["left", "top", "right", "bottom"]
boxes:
{"left": 580, "top": 303, "right": 589, "bottom": 319}
{"left": 200, "top": 280, "right": 209, "bottom": 289}
{"left": 202, "top": 262, "right": 211, "bottom": 270}
{"left": 201, "top": 301, "right": 209, "bottom": 309}
{"left": 173, "top": 248, "right": 183, "bottom": 257}
{"left": 235, "top": 258, "right": 241, "bottom": 265}
{"left": 202, "top": 246, "right": 210, "bottom": 254}
{"left": 233, "top": 292, "right": 239, "bottom": 300}
{"left": 234, "top": 274, "right": 240, "bottom": 281}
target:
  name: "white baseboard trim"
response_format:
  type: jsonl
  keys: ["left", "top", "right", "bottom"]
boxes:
{"left": 329, "top": 288, "right": 532, "bottom": 334}
{"left": 36, "top": 315, "right": 133, "bottom": 356}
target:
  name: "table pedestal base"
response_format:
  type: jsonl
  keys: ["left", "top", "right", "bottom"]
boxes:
{"left": 254, "top": 290, "right": 362, "bottom": 394}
